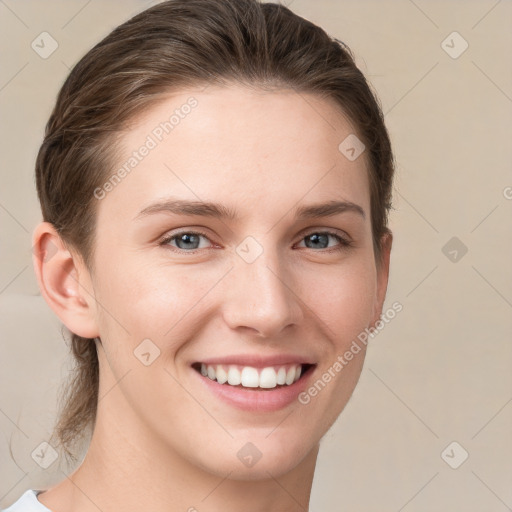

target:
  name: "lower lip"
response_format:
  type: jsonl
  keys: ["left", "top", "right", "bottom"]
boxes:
{"left": 194, "top": 366, "right": 315, "bottom": 412}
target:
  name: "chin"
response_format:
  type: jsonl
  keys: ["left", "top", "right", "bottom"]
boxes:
{"left": 191, "top": 431, "right": 318, "bottom": 481}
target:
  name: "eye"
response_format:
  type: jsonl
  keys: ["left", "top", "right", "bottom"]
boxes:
{"left": 159, "top": 230, "right": 213, "bottom": 252}
{"left": 159, "top": 229, "right": 353, "bottom": 254}
{"left": 296, "top": 230, "right": 353, "bottom": 252}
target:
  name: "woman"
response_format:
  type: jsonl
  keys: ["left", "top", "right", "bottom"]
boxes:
{"left": 3, "top": 0, "right": 394, "bottom": 510}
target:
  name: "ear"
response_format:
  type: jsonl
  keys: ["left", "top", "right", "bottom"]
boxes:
{"left": 370, "top": 230, "right": 393, "bottom": 327}
{"left": 32, "top": 221, "right": 100, "bottom": 339}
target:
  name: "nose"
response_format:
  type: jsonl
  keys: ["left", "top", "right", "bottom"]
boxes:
{"left": 221, "top": 249, "right": 303, "bottom": 339}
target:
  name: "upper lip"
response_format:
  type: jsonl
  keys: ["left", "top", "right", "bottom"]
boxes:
{"left": 194, "top": 354, "right": 316, "bottom": 368}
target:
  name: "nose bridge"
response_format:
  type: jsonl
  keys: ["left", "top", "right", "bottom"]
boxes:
{"left": 222, "top": 239, "right": 302, "bottom": 337}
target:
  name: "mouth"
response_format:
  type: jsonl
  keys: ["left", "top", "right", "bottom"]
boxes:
{"left": 191, "top": 362, "right": 315, "bottom": 391}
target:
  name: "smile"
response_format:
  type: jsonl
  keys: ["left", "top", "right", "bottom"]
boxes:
{"left": 192, "top": 362, "right": 314, "bottom": 389}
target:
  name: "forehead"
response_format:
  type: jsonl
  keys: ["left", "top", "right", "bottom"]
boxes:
{"left": 98, "top": 84, "right": 370, "bottom": 224}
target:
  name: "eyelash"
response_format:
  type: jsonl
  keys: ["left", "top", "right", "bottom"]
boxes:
{"left": 159, "top": 229, "right": 353, "bottom": 254}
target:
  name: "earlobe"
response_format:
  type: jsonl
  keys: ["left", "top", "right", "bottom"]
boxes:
{"left": 32, "top": 221, "right": 100, "bottom": 339}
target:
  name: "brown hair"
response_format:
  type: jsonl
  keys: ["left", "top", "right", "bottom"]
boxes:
{"left": 35, "top": 0, "right": 395, "bottom": 465}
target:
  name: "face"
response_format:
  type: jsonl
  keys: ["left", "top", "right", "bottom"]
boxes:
{"left": 75, "top": 84, "right": 390, "bottom": 479}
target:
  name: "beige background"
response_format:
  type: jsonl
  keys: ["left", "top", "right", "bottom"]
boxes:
{"left": 1, "top": 0, "right": 511, "bottom": 510}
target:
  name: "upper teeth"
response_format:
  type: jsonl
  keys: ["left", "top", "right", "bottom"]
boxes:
{"left": 200, "top": 363, "right": 302, "bottom": 388}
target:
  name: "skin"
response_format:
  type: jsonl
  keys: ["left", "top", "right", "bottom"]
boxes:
{"left": 32, "top": 84, "right": 392, "bottom": 512}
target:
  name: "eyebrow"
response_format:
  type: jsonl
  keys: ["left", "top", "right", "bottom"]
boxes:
{"left": 134, "top": 198, "right": 365, "bottom": 221}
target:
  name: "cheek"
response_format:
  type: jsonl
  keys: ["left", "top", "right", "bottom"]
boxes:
{"left": 297, "top": 256, "right": 377, "bottom": 340}
{"left": 94, "top": 256, "right": 227, "bottom": 346}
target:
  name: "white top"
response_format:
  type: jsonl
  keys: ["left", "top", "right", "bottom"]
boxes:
{"left": 1, "top": 490, "right": 52, "bottom": 512}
